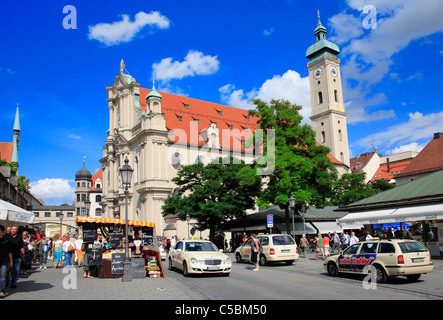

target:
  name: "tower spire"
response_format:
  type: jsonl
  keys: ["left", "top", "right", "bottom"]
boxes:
{"left": 11, "top": 103, "right": 20, "bottom": 165}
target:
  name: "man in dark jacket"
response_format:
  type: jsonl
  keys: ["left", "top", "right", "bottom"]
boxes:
{"left": 0, "top": 225, "right": 13, "bottom": 297}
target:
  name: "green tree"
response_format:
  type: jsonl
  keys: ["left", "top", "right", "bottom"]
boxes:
{"left": 161, "top": 156, "right": 261, "bottom": 242}
{"left": 329, "top": 172, "right": 394, "bottom": 207}
{"left": 0, "top": 159, "right": 30, "bottom": 192}
{"left": 240, "top": 99, "right": 337, "bottom": 233}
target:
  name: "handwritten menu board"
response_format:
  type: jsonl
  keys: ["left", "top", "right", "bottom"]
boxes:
{"left": 131, "top": 258, "right": 145, "bottom": 279}
{"left": 141, "top": 227, "right": 154, "bottom": 247}
{"left": 111, "top": 253, "right": 124, "bottom": 274}
{"left": 85, "top": 244, "right": 103, "bottom": 266}
{"left": 109, "top": 231, "right": 123, "bottom": 248}
{"left": 83, "top": 223, "right": 97, "bottom": 242}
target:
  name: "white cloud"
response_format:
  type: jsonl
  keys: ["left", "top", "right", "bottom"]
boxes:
{"left": 152, "top": 50, "right": 220, "bottom": 81}
{"left": 387, "top": 142, "right": 426, "bottom": 155}
{"left": 29, "top": 178, "right": 75, "bottom": 205}
{"left": 354, "top": 111, "right": 443, "bottom": 151}
{"left": 219, "top": 70, "right": 312, "bottom": 123}
{"left": 88, "top": 11, "right": 170, "bottom": 46}
{"left": 263, "top": 26, "right": 275, "bottom": 36}
{"left": 327, "top": 0, "right": 443, "bottom": 124}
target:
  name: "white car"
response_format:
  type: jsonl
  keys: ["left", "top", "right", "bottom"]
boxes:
{"left": 159, "top": 246, "right": 167, "bottom": 260}
{"left": 168, "top": 240, "right": 232, "bottom": 277}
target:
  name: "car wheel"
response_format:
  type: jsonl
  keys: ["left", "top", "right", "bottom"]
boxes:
{"left": 285, "top": 260, "right": 294, "bottom": 265}
{"left": 235, "top": 253, "right": 243, "bottom": 263}
{"left": 375, "top": 265, "right": 387, "bottom": 283}
{"left": 406, "top": 274, "right": 421, "bottom": 282}
{"left": 259, "top": 254, "right": 267, "bottom": 266}
{"left": 168, "top": 257, "right": 174, "bottom": 271}
{"left": 183, "top": 261, "right": 189, "bottom": 277}
{"left": 327, "top": 261, "right": 339, "bottom": 277}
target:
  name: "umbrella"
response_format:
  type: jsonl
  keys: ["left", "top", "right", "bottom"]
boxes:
{"left": 0, "top": 199, "right": 35, "bottom": 227}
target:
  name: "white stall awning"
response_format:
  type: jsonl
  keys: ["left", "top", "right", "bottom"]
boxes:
{"left": 337, "top": 204, "right": 443, "bottom": 227}
{"left": 311, "top": 221, "right": 345, "bottom": 234}
{"left": 0, "top": 199, "right": 35, "bottom": 227}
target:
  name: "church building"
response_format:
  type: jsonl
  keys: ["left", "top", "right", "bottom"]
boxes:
{"left": 99, "top": 14, "right": 350, "bottom": 239}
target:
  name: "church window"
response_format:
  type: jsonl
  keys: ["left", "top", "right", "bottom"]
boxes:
{"left": 318, "top": 91, "right": 323, "bottom": 104}
{"left": 334, "top": 90, "right": 338, "bottom": 102}
{"left": 171, "top": 153, "right": 182, "bottom": 169}
{"left": 321, "top": 131, "right": 326, "bottom": 143}
{"left": 338, "top": 129, "right": 342, "bottom": 141}
{"left": 340, "top": 152, "right": 344, "bottom": 163}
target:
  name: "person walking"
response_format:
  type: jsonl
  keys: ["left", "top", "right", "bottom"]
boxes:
{"left": 52, "top": 234, "right": 63, "bottom": 268}
{"left": 299, "top": 234, "right": 309, "bottom": 258}
{"left": 314, "top": 233, "right": 325, "bottom": 260}
{"left": 74, "top": 235, "right": 84, "bottom": 267}
{"left": 250, "top": 234, "right": 260, "bottom": 271}
{"left": 38, "top": 234, "right": 49, "bottom": 269}
{"left": 5, "top": 226, "right": 23, "bottom": 289}
{"left": 0, "top": 225, "right": 13, "bottom": 298}
{"left": 323, "top": 234, "right": 330, "bottom": 257}
{"left": 350, "top": 232, "right": 359, "bottom": 245}
{"left": 63, "top": 235, "right": 73, "bottom": 269}
{"left": 21, "top": 231, "right": 34, "bottom": 275}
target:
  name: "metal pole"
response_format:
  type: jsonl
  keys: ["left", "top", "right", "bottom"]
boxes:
{"left": 291, "top": 206, "right": 295, "bottom": 238}
{"left": 122, "top": 185, "right": 132, "bottom": 282}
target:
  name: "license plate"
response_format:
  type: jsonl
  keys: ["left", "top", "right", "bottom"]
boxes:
{"left": 281, "top": 250, "right": 290, "bottom": 253}
{"left": 206, "top": 266, "right": 220, "bottom": 270}
{"left": 412, "top": 258, "right": 424, "bottom": 263}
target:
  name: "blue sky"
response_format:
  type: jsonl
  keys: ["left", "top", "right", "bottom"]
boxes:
{"left": 1, "top": 0, "right": 442, "bottom": 205}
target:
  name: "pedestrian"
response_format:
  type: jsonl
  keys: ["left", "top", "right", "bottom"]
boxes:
{"left": 350, "top": 232, "right": 359, "bottom": 245}
{"left": 74, "top": 235, "right": 84, "bottom": 267}
{"left": 314, "top": 233, "right": 325, "bottom": 260}
{"left": 365, "top": 232, "right": 373, "bottom": 241}
{"left": 323, "top": 234, "right": 330, "bottom": 257}
{"left": 332, "top": 231, "right": 340, "bottom": 253}
{"left": 52, "top": 234, "right": 63, "bottom": 268}
{"left": 299, "top": 234, "right": 309, "bottom": 258}
{"left": 21, "top": 231, "right": 34, "bottom": 275}
{"left": 38, "top": 234, "right": 49, "bottom": 269}
{"left": 171, "top": 235, "right": 177, "bottom": 249}
{"left": 250, "top": 234, "right": 260, "bottom": 271}
{"left": 63, "top": 235, "right": 74, "bottom": 269}
{"left": 0, "top": 225, "right": 13, "bottom": 298}
{"left": 5, "top": 226, "right": 24, "bottom": 289}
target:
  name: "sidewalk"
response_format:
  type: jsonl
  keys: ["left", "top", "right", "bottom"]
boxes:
{"left": 2, "top": 259, "right": 200, "bottom": 300}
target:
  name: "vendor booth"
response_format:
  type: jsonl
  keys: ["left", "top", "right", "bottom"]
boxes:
{"left": 76, "top": 217, "right": 164, "bottom": 279}
{"left": 0, "top": 199, "right": 35, "bottom": 227}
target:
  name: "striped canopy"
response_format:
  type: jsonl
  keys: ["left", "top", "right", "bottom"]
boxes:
{"left": 76, "top": 217, "right": 155, "bottom": 228}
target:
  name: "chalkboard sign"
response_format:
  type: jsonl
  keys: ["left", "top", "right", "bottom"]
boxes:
{"left": 85, "top": 244, "right": 103, "bottom": 266}
{"left": 141, "top": 227, "right": 154, "bottom": 247}
{"left": 83, "top": 223, "right": 97, "bottom": 242}
{"left": 131, "top": 258, "right": 145, "bottom": 279}
{"left": 111, "top": 253, "right": 124, "bottom": 274}
{"left": 109, "top": 232, "right": 123, "bottom": 248}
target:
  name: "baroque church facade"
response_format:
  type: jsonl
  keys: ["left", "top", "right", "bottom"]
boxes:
{"left": 99, "top": 14, "right": 350, "bottom": 239}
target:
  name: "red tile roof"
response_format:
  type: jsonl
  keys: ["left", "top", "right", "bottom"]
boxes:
{"left": 396, "top": 133, "right": 443, "bottom": 178}
{"left": 91, "top": 168, "right": 103, "bottom": 191}
{"left": 350, "top": 152, "right": 378, "bottom": 172}
{"left": 0, "top": 142, "right": 13, "bottom": 163}
{"left": 370, "top": 160, "right": 411, "bottom": 182}
{"left": 139, "top": 88, "right": 344, "bottom": 165}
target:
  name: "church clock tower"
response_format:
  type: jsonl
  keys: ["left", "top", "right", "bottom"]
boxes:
{"left": 306, "top": 12, "right": 350, "bottom": 168}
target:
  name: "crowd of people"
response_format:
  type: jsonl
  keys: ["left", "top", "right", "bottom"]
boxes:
{"left": 0, "top": 224, "right": 99, "bottom": 298}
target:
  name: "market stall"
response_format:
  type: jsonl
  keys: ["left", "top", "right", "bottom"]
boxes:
{"left": 0, "top": 199, "right": 35, "bottom": 227}
{"left": 76, "top": 217, "right": 164, "bottom": 279}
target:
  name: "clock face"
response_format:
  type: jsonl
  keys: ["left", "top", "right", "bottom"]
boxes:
{"left": 330, "top": 66, "right": 338, "bottom": 77}
{"left": 313, "top": 67, "right": 322, "bottom": 79}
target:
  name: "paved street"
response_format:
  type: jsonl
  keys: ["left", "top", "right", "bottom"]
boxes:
{"left": 3, "top": 251, "right": 442, "bottom": 301}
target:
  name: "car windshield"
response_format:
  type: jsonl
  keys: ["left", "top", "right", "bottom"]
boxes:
{"left": 272, "top": 235, "right": 295, "bottom": 245}
{"left": 185, "top": 242, "right": 218, "bottom": 252}
{"left": 398, "top": 241, "right": 428, "bottom": 253}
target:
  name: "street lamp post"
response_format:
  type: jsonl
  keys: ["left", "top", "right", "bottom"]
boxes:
{"left": 186, "top": 213, "right": 190, "bottom": 239}
{"left": 120, "top": 158, "right": 133, "bottom": 283}
{"left": 288, "top": 194, "right": 296, "bottom": 238}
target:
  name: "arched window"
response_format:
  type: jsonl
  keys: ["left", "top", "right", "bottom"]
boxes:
{"left": 321, "top": 131, "right": 326, "bottom": 143}
{"left": 338, "top": 129, "right": 342, "bottom": 141}
{"left": 340, "top": 152, "right": 344, "bottom": 163}
{"left": 96, "top": 195, "right": 102, "bottom": 203}
{"left": 318, "top": 91, "right": 323, "bottom": 104}
{"left": 334, "top": 90, "right": 338, "bottom": 102}
{"left": 171, "top": 153, "right": 182, "bottom": 169}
